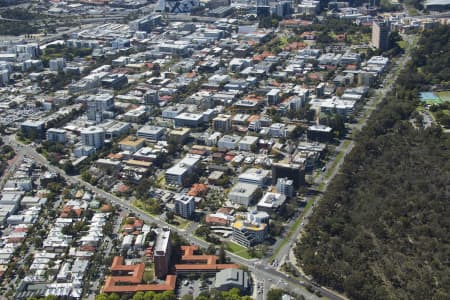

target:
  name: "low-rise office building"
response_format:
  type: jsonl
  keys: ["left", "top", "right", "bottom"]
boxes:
{"left": 228, "top": 183, "right": 260, "bottom": 207}
{"left": 231, "top": 211, "right": 269, "bottom": 248}
{"left": 165, "top": 154, "right": 201, "bottom": 186}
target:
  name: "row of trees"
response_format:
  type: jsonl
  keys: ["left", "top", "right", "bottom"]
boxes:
{"left": 295, "top": 25, "right": 450, "bottom": 300}
{"left": 96, "top": 291, "right": 176, "bottom": 300}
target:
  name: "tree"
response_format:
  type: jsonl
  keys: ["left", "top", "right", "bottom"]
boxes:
{"left": 143, "top": 291, "right": 156, "bottom": 300}
{"left": 143, "top": 271, "right": 153, "bottom": 283}
{"left": 295, "top": 25, "right": 450, "bottom": 300}
{"left": 135, "top": 178, "right": 152, "bottom": 199}
{"left": 218, "top": 245, "right": 226, "bottom": 264}
{"left": 267, "top": 289, "right": 284, "bottom": 300}
{"left": 166, "top": 211, "right": 175, "bottom": 223}
{"left": 133, "top": 292, "right": 145, "bottom": 300}
{"left": 206, "top": 244, "right": 216, "bottom": 255}
{"left": 95, "top": 294, "right": 109, "bottom": 300}
{"left": 81, "top": 170, "right": 92, "bottom": 183}
{"left": 195, "top": 225, "right": 210, "bottom": 237}
{"left": 107, "top": 294, "right": 120, "bottom": 300}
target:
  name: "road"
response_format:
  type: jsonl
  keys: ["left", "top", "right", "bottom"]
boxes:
{"left": 1, "top": 33, "right": 418, "bottom": 300}
{"left": 271, "top": 33, "right": 419, "bottom": 296}
{"left": 2, "top": 136, "right": 328, "bottom": 300}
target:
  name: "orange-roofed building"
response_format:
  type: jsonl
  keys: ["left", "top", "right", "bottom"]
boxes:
{"left": 284, "top": 42, "right": 307, "bottom": 51}
{"left": 217, "top": 207, "right": 234, "bottom": 215}
{"left": 185, "top": 72, "right": 197, "bottom": 78}
{"left": 175, "top": 245, "right": 239, "bottom": 274}
{"left": 205, "top": 215, "right": 228, "bottom": 226}
{"left": 243, "top": 94, "right": 264, "bottom": 101}
{"left": 280, "top": 19, "right": 313, "bottom": 28}
{"left": 247, "top": 114, "right": 261, "bottom": 123}
{"left": 60, "top": 206, "right": 83, "bottom": 218}
{"left": 188, "top": 183, "right": 208, "bottom": 197}
{"left": 346, "top": 64, "right": 359, "bottom": 71}
{"left": 101, "top": 204, "right": 113, "bottom": 213}
{"left": 102, "top": 256, "right": 176, "bottom": 294}
{"left": 116, "top": 184, "right": 130, "bottom": 194}
{"left": 107, "top": 153, "right": 124, "bottom": 160}
{"left": 300, "top": 31, "right": 316, "bottom": 40}
{"left": 335, "top": 34, "right": 346, "bottom": 41}
{"left": 122, "top": 218, "right": 144, "bottom": 234}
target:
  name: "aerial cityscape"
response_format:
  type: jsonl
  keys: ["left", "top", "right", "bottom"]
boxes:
{"left": 0, "top": 0, "right": 448, "bottom": 299}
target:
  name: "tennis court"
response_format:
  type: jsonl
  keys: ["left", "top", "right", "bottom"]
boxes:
{"left": 420, "top": 92, "right": 442, "bottom": 104}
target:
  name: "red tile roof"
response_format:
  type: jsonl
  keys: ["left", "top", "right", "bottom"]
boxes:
{"left": 174, "top": 246, "right": 239, "bottom": 272}
{"left": 103, "top": 256, "right": 176, "bottom": 293}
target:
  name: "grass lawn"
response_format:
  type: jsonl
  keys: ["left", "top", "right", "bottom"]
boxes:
{"left": 436, "top": 91, "right": 450, "bottom": 102}
{"left": 131, "top": 200, "right": 158, "bottom": 217}
{"left": 143, "top": 268, "right": 154, "bottom": 283}
{"left": 347, "top": 32, "right": 371, "bottom": 45}
{"left": 172, "top": 216, "right": 191, "bottom": 229}
{"left": 225, "top": 241, "right": 251, "bottom": 259}
{"left": 156, "top": 174, "right": 166, "bottom": 187}
{"left": 397, "top": 40, "right": 407, "bottom": 49}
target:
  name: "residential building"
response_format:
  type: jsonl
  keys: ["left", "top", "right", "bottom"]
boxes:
{"left": 80, "top": 126, "right": 106, "bottom": 149}
{"left": 101, "top": 74, "right": 128, "bottom": 90}
{"left": 46, "top": 128, "right": 67, "bottom": 143}
{"left": 86, "top": 94, "right": 115, "bottom": 123}
{"left": 21, "top": 120, "right": 45, "bottom": 139}
{"left": 212, "top": 114, "right": 232, "bottom": 132}
{"left": 267, "top": 88, "right": 281, "bottom": 105}
{"left": 309, "top": 97, "right": 356, "bottom": 116}
{"left": 154, "top": 228, "right": 172, "bottom": 279}
{"left": 372, "top": 20, "right": 390, "bottom": 51}
{"left": 307, "top": 124, "right": 333, "bottom": 142}
{"left": 174, "top": 195, "right": 196, "bottom": 219}
{"left": 269, "top": 123, "right": 288, "bottom": 138}
{"left": 144, "top": 89, "right": 159, "bottom": 105}
{"left": 272, "top": 162, "right": 305, "bottom": 189}
{"left": 276, "top": 178, "right": 294, "bottom": 198}
{"left": 49, "top": 58, "right": 65, "bottom": 72}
